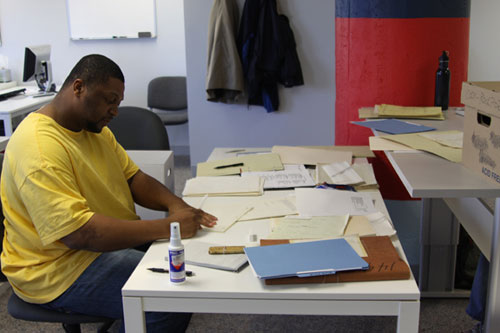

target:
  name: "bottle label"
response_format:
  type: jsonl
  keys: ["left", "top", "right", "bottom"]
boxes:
{"left": 169, "top": 249, "right": 186, "bottom": 283}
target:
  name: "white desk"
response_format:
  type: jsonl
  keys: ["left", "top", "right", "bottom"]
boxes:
{"left": 126, "top": 150, "right": 174, "bottom": 220}
{"left": 0, "top": 86, "right": 54, "bottom": 136}
{"left": 375, "top": 110, "right": 500, "bottom": 332}
{"left": 0, "top": 136, "right": 9, "bottom": 151}
{"left": 122, "top": 150, "right": 420, "bottom": 333}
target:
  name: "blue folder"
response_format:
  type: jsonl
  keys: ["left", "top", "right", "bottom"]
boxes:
{"left": 352, "top": 119, "right": 435, "bottom": 134}
{"left": 244, "top": 238, "right": 369, "bottom": 279}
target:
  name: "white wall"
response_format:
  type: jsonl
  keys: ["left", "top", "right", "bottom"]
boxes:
{"left": 0, "top": 0, "right": 189, "bottom": 150}
{"left": 184, "top": 0, "right": 335, "bottom": 169}
{"left": 468, "top": 0, "right": 500, "bottom": 81}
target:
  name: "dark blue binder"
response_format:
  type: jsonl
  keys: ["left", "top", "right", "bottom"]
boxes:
{"left": 244, "top": 238, "right": 369, "bottom": 279}
{"left": 352, "top": 119, "right": 435, "bottom": 134}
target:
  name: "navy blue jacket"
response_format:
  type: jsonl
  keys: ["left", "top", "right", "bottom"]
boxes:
{"left": 237, "top": 0, "right": 304, "bottom": 112}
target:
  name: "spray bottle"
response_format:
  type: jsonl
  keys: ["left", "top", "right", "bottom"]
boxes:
{"left": 168, "top": 222, "right": 186, "bottom": 284}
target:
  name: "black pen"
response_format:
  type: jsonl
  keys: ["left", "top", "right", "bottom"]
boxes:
{"left": 214, "top": 162, "right": 244, "bottom": 169}
{"left": 147, "top": 267, "right": 194, "bottom": 276}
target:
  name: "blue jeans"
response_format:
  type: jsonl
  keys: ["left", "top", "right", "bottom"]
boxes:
{"left": 467, "top": 253, "right": 489, "bottom": 323}
{"left": 40, "top": 249, "right": 191, "bottom": 332}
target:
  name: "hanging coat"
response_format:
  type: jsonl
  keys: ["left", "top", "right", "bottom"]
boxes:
{"left": 237, "top": 0, "right": 304, "bottom": 112}
{"left": 206, "top": 0, "right": 245, "bottom": 103}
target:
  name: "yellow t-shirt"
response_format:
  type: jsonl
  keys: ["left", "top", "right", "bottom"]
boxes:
{"left": 0, "top": 112, "right": 140, "bottom": 303}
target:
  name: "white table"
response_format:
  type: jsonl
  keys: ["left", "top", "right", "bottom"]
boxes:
{"left": 375, "top": 110, "right": 500, "bottom": 332}
{"left": 122, "top": 151, "right": 420, "bottom": 333}
{"left": 0, "top": 86, "right": 54, "bottom": 136}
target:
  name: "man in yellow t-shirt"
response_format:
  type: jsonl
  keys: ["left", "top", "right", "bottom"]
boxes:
{"left": 0, "top": 54, "right": 217, "bottom": 332}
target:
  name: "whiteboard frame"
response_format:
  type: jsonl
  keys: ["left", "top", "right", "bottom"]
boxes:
{"left": 66, "top": 0, "right": 157, "bottom": 40}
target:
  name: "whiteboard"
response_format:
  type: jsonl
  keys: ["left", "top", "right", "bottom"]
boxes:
{"left": 66, "top": 0, "right": 157, "bottom": 40}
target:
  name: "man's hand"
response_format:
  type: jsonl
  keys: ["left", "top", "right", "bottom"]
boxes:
{"left": 168, "top": 207, "right": 217, "bottom": 238}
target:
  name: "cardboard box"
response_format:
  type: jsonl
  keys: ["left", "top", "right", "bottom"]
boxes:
{"left": 461, "top": 82, "right": 500, "bottom": 185}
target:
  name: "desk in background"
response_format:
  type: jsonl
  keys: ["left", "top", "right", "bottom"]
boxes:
{"left": 126, "top": 150, "right": 174, "bottom": 220}
{"left": 122, "top": 148, "right": 420, "bottom": 333}
{"left": 374, "top": 110, "right": 500, "bottom": 331}
{"left": 0, "top": 136, "right": 9, "bottom": 151}
{"left": 0, "top": 86, "right": 54, "bottom": 136}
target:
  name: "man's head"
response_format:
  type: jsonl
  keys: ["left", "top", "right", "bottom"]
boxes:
{"left": 59, "top": 54, "right": 125, "bottom": 133}
{"left": 61, "top": 54, "right": 124, "bottom": 91}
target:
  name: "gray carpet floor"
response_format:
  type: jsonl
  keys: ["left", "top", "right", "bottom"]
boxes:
{"left": 0, "top": 154, "right": 478, "bottom": 332}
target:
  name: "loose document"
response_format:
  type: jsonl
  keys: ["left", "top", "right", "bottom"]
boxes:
{"left": 182, "top": 175, "right": 264, "bottom": 196}
{"left": 295, "top": 188, "right": 377, "bottom": 216}
{"left": 241, "top": 164, "right": 315, "bottom": 189}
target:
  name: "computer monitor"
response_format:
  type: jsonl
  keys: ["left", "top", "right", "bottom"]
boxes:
{"left": 22, "top": 44, "right": 56, "bottom": 93}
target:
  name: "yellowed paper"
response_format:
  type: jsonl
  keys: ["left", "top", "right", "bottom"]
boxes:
{"left": 289, "top": 235, "right": 367, "bottom": 257}
{"left": 344, "top": 215, "right": 376, "bottom": 237}
{"left": 272, "top": 145, "right": 352, "bottom": 165}
{"left": 369, "top": 136, "right": 415, "bottom": 151}
{"left": 418, "top": 130, "right": 463, "bottom": 149}
{"left": 304, "top": 145, "right": 374, "bottom": 158}
{"left": 376, "top": 104, "right": 443, "bottom": 117}
{"left": 267, "top": 215, "right": 350, "bottom": 240}
{"left": 359, "top": 107, "right": 445, "bottom": 120}
{"left": 381, "top": 132, "right": 462, "bottom": 163}
{"left": 197, "top": 153, "right": 284, "bottom": 176}
{"left": 182, "top": 176, "right": 263, "bottom": 196}
{"left": 351, "top": 164, "right": 377, "bottom": 186}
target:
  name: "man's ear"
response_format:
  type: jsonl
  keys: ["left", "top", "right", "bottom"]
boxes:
{"left": 72, "top": 79, "right": 85, "bottom": 97}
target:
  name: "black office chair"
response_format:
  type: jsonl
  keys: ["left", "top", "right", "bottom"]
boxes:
{"left": 147, "top": 76, "right": 188, "bottom": 126}
{"left": 0, "top": 153, "right": 115, "bottom": 332}
{"left": 108, "top": 106, "right": 170, "bottom": 150}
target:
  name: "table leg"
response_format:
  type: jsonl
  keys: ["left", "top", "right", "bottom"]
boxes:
{"left": 397, "top": 301, "right": 420, "bottom": 333}
{"left": 419, "top": 198, "right": 460, "bottom": 293}
{"left": 123, "top": 296, "right": 146, "bottom": 333}
{"left": 485, "top": 198, "right": 500, "bottom": 331}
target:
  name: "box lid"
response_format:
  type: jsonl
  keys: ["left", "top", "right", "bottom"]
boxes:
{"left": 461, "top": 81, "right": 500, "bottom": 116}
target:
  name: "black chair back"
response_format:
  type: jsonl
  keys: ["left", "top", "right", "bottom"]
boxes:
{"left": 108, "top": 106, "right": 170, "bottom": 150}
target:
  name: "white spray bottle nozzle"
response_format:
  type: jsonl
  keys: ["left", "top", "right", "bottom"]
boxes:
{"left": 170, "top": 222, "right": 182, "bottom": 247}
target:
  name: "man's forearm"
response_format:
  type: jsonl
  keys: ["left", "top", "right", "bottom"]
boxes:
{"left": 128, "top": 170, "right": 185, "bottom": 212}
{"left": 61, "top": 213, "right": 173, "bottom": 252}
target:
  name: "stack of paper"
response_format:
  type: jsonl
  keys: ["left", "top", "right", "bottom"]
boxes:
{"left": 185, "top": 241, "right": 248, "bottom": 272}
{"left": 244, "top": 238, "right": 369, "bottom": 279}
{"left": 241, "top": 164, "right": 315, "bottom": 189}
{"left": 376, "top": 104, "right": 443, "bottom": 119}
{"left": 271, "top": 145, "right": 352, "bottom": 165}
{"left": 197, "top": 153, "right": 284, "bottom": 176}
{"left": 359, "top": 105, "right": 445, "bottom": 120}
{"left": 182, "top": 176, "right": 264, "bottom": 196}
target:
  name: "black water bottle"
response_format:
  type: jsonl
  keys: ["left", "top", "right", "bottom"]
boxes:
{"left": 434, "top": 50, "right": 450, "bottom": 110}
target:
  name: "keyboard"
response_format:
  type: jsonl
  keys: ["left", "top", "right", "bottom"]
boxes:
{"left": 0, "top": 87, "right": 27, "bottom": 101}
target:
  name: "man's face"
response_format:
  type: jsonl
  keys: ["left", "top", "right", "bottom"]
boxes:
{"left": 81, "top": 77, "right": 124, "bottom": 133}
